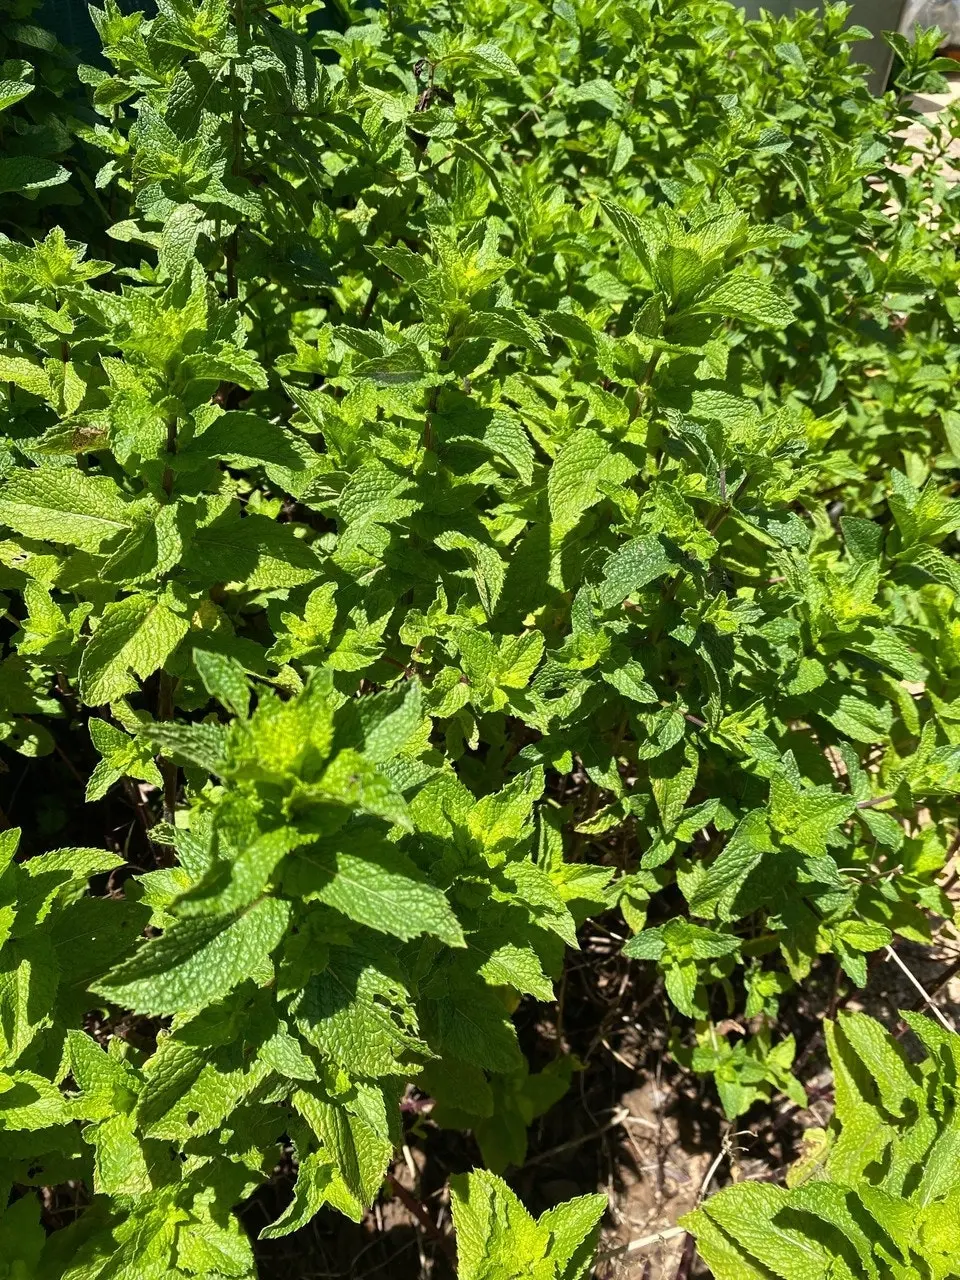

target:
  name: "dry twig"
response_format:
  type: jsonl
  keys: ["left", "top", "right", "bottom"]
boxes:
{"left": 885, "top": 945, "right": 957, "bottom": 1032}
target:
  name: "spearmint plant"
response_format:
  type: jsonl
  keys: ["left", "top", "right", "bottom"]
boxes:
{"left": 686, "top": 1009, "right": 960, "bottom": 1280}
{"left": 0, "top": 2, "right": 77, "bottom": 211}
{"left": 0, "top": 1, "right": 958, "bottom": 1275}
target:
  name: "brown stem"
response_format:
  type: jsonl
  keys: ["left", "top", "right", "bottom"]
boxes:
{"left": 161, "top": 416, "right": 178, "bottom": 497}
{"left": 647, "top": 470, "right": 752, "bottom": 648}
{"left": 673, "top": 1232, "right": 696, "bottom": 1280}
{"left": 123, "top": 777, "right": 152, "bottom": 837}
{"left": 56, "top": 670, "right": 80, "bottom": 714}
{"left": 907, "top": 957, "right": 960, "bottom": 1013}
{"left": 554, "top": 964, "right": 567, "bottom": 1057}
{"left": 226, "top": 229, "right": 239, "bottom": 301}
{"left": 641, "top": 348, "right": 664, "bottom": 465}
{"left": 156, "top": 671, "right": 178, "bottom": 838}
{"left": 54, "top": 291, "right": 70, "bottom": 365}
{"left": 855, "top": 793, "right": 894, "bottom": 809}
{"left": 227, "top": 2, "right": 243, "bottom": 301}
{"left": 54, "top": 742, "right": 86, "bottom": 787}
{"left": 159, "top": 763, "right": 178, "bottom": 834}
{"left": 386, "top": 1175, "right": 451, "bottom": 1254}
{"left": 424, "top": 344, "right": 449, "bottom": 451}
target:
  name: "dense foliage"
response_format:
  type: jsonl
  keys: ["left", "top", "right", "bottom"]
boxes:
{"left": 1, "top": 0, "right": 959, "bottom": 1274}
{"left": 685, "top": 1009, "right": 960, "bottom": 1279}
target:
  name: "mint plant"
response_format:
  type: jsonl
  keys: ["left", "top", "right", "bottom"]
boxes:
{"left": 0, "top": 0, "right": 959, "bottom": 1275}
{"left": 451, "top": 1169, "right": 604, "bottom": 1280}
{"left": 0, "top": 2, "right": 77, "bottom": 211}
{"left": 685, "top": 1009, "right": 960, "bottom": 1279}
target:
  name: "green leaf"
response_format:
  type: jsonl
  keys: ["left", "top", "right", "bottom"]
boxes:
{"left": 78, "top": 595, "right": 188, "bottom": 706}
{"left": 0, "top": 467, "right": 138, "bottom": 552}
{"left": 695, "top": 1181, "right": 830, "bottom": 1277}
{"left": 291, "top": 1086, "right": 394, "bottom": 1221}
{"left": 689, "top": 274, "right": 794, "bottom": 328}
{"left": 185, "top": 412, "right": 313, "bottom": 473}
{"left": 0, "top": 354, "right": 52, "bottom": 400}
{"left": 92, "top": 897, "right": 291, "bottom": 1015}
{"left": 194, "top": 649, "right": 251, "bottom": 718}
{"left": 294, "top": 947, "right": 425, "bottom": 1077}
{"left": 477, "top": 941, "right": 553, "bottom": 1000}
{"left": 548, "top": 430, "right": 633, "bottom": 535}
{"left": 539, "top": 1193, "right": 607, "bottom": 1280}
{"left": 0, "top": 69, "right": 33, "bottom": 113}
{"left": 0, "top": 1069, "right": 73, "bottom": 1130}
{"left": 183, "top": 510, "right": 322, "bottom": 589}
{"left": 0, "top": 156, "right": 69, "bottom": 195}
{"left": 294, "top": 840, "right": 464, "bottom": 946}
{"left": 598, "top": 535, "right": 674, "bottom": 607}
{"left": 470, "top": 42, "right": 520, "bottom": 77}
{"left": 451, "top": 1169, "right": 549, "bottom": 1280}
{"left": 449, "top": 1169, "right": 602, "bottom": 1280}
{"left": 259, "top": 1151, "right": 334, "bottom": 1238}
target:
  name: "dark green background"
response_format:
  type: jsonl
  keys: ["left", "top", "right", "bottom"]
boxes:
{"left": 34, "top": 0, "right": 358, "bottom": 63}
{"left": 37, "top": 0, "right": 157, "bottom": 63}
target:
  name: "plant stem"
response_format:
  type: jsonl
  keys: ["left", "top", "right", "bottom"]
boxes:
{"left": 156, "top": 671, "right": 178, "bottom": 835}
{"left": 226, "top": 0, "right": 245, "bottom": 301}
{"left": 706, "top": 471, "right": 750, "bottom": 536}
{"left": 673, "top": 1232, "right": 696, "bottom": 1280}
{"left": 855, "top": 793, "right": 894, "bottom": 809}
{"left": 161, "top": 416, "right": 178, "bottom": 497}
{"left": 424, "top": 335, "right": 451, "bottom": 450}
{"left": 386, "top": 1175, "right": 453, "bottom": 1259}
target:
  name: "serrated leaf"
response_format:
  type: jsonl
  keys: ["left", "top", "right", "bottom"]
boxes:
{"left": 194, "top": 649, "right": 250, "bottom": 718}
{"left": 470, "top": 42, "right": 520, "bottom": 77}
{"left": 689, "top": 274, "right": 794, "bottom": 328}
{"left": 548, "top": 429, "right": 633, "bottom": 535}
{"left": 0, "top": 156, "right": 69, "bottom": 194}
{"left": 295, "top": 841, "right": 464, "bottom": 946}
{"left": 260, "top": 1151, "right": 334, "bottom": 1238}
{"left": 183, "top": 510, "right": 322, "bottom": 589}
{"left": 93, "top": 897, "right": 291, "bottom": 1015}
{"left": 598, "top": 535, "right": 673, "bottom": 606}
{"left": 294, "top": 947, "right": 425, "bottom": 1077}
{"left": 0, "top": 467, "right": 138, "bottom": 551}
{"left": 0, "top": 354, "right": 52, "bottom": 400}
{"left": 78, "top": 595, "right": 188, "bottom": 706}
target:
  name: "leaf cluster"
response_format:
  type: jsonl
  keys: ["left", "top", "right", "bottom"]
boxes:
{"left": 685, "top": 1009, "right": 960, "bottom": 1280}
